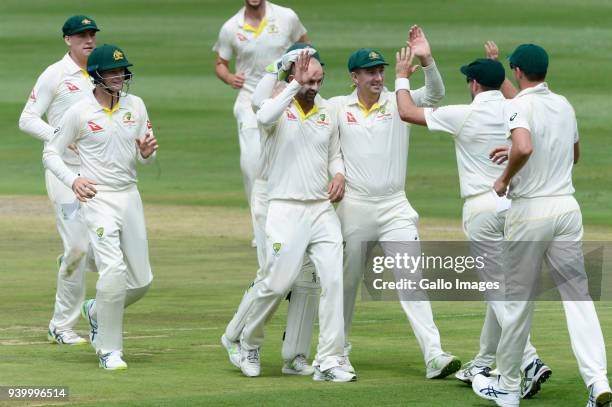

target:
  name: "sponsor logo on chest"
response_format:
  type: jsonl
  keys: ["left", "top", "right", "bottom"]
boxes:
{"left": 87, "top": 121, "right": 104, "bottom": 133}
{"left": 64, "top": 81, "right": 81, "bottom": 92}
{"left": 346, "top": 111, "right": 358, "bottom": 124}
{"left": 286, "top": 108, "right": 298, "bottom": 121}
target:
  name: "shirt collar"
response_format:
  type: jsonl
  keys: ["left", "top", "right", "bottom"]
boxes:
{"left": 347, "top": 88, "right": 390, "bottom": 116}
{"left": 91, "top": 93, "right": 126, "bottom": 116}
{"left": 292, "top": 97, "right": 321, "bottom": 121}
{"left": 516, "top": 82, "right": 549, "bottom": 98}
{"left": 62, "top": 52, "right": 91, "bottom": 80}
{"left": 472, "top": 90, "right": 505, "bottom": 104}
{"left": 237, "top": 1, "right": 274, "bottom": 29}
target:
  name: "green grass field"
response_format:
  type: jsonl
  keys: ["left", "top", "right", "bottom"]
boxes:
{"left": 1, "top": 0, "right": 612, "bottom": 406}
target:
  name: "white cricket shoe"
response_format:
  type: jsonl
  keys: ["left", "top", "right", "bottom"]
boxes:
{"left": 81, "top": 299, "right": 98, "bottom": 349}
{"left": 426, "top": 352, "right": 462, "bottom": 379}
{"left": 221, "top": 334, "right": 241, "bottom": 369}
{"left": 472, "top": 373, "right": 520, "bottom": 407}
{"left": 521, "top": 357, "right": 552, "bottom": 399}
{"left": 47, "top": 328, "right": 87, "bottom": 346}
{"left": 99, "top": 351, "right": 128, "bottom": 371}
{"left": 587, "top": 380, "right": 612, "bottom": 407}
{"left": 313, "top": 365, "right": 357, "bottom": 382}
{"left": 240, "top": 347, "right": 261, "bottom": 377}
{"left": 282, "top": 354, "right": 315, "bottom": 375}
{"left": 455, "top": 360, "right": 491, "bottom": 384}
{"left": 338, "top": 355, "right": 355, "bottom": 374}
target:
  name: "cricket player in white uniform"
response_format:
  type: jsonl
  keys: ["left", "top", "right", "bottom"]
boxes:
{"left": 395, "top": 53, "right": 551, "bottom": 397}
{"left": 221, "top": 45, "right": 325, "bottom": 376}
{"left": 329, "top": 26, "right": 459, "bottom": 379}
{"left": 470, "top": 44, "right": 611, "bottom": 407}
{"left": 213, "top": 0, "right": 308, "bottom": 237}
{"left": 19, "top": 15, "right": 100, "bottom": 346}
{"left": 238, "top": 52, "right": 355, "bottom": 382}
{"left": 43, "top": 44, "right": 158, "bottom": 370}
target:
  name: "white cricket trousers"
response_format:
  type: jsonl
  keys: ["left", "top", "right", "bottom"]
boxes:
{"left": 336, "top": 192, "right": 443, "bottom": 365}
{"left": 224, "top": 180, "right": 319, "bottom": 360}
{"left": 497, "top": 195, "right": 608, "bottom": 391}
{"left": 462, "top": 190, "right": 538, "bottom": 370}
{"left": 45, "top": 167, "right": 92, "bottom": 331}
{"left": 81, "top": 186, "right": 153, "bottom": 354}
{"left": 241, "top": 199, "right": 344, "bottom": 371}
{"left": 233, "top": 93, "right": 261, "bottom": 205}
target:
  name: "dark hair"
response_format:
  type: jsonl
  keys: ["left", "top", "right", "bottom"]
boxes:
{"left": 524, "top": 71, "right": 547, "bottom": 81}
{"left": 477, "top": 83, "right": 499, "bottom": 92}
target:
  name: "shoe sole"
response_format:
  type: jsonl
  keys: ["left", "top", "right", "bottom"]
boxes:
{"left": 100, "top": 365, "right": 128, "bottom": 371}
{"left": 596, "top": 391, "right": 612, "bottom": 407}
{"left": 429, "top": 359, "right": 462, "bottom": 379}
{"left": 522, "top": 368, "right": 552, "bottom": 399}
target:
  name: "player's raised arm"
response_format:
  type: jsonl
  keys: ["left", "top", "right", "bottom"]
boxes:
{"left": 485, "top": 41, "right": 518, "bottom": 99}
{"left": 395, "top": 47, "right": 427, "bottom": 125}
{"left": 256, "top": 51, "right": 311, "bottom": 128}
{"left": 406, "top": 25, "right": 445, "bottom": 107}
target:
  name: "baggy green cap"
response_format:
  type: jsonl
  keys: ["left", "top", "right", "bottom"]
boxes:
{"left": 62, "top": 15, "right": 99, "bottom": 36}
{"left": 508, "top": 44, "right": 548, "bottom": 74}
{"left": 348, "top": 48, "right": 388, "bottom": 72}
{"left": 460, "top": 58, "right": 505, "bottom": 88}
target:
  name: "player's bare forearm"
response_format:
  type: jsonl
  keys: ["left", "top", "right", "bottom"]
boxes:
{"left": 494, "top": 128, "right": 532, "bottom": 195}
{"left": 396, "top": 90, "right": 426, "bottom": 126}
{"left": 215, "top": 56, "right": 244, "bottom": 89}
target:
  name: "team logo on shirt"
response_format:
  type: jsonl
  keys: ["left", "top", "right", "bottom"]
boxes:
{"left": 65, "top": 81, "right": 80, "bottom": 92}
{"left": 316, "top": 113, "right": 329, "bottom": 126}
{"left": 96, "top": 227, "right": 104, "bottom": 240}
{"left": 346, "top": 111, "right": 358, "bottom": 124}
{"left": 236, "top": 33, "right": 248, "bottom": 42}
{"left": 29, "top": 89, "right": 36, "bottom": 102}
{"left": 267, "top": 24, "right": 278, "bottom": 33}
{"left": 376, "top": 105, "right": 392, "bottom": 120}
{"left": 87, "top": 121, "right": 104, "bottom": 132}
{"left": 122, "top": 111, "right": 137, "bottom": 126}
{"left": 286, "top": 109, "right": 298, "bottom": 121}
{"left": 272, "top": 242, "right": 282, "bottom": 256}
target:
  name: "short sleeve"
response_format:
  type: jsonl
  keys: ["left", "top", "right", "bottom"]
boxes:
{"left": 213, "top": 23, "right": 234, "bottom": 61}
{"left": 423, "top": 105, "right": 470, "bottom": 136}
{"left": 504, "top": 99, "right": 530, "bottom": 137}
{"left": 288, "top": 9, "right": 307, "bottom": 42}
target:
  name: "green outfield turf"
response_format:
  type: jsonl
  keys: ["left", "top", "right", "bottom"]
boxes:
{"left": 1, "top": 0, "right": 612, "bottom": 406}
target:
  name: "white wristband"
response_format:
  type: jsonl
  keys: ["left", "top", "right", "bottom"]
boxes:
{"left": 395, "top": 78, "right": 411, "bottom": 92}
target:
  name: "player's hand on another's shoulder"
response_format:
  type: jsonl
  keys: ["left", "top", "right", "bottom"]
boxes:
{"left": 489, "top": 145, "right": 509, "bottom": 165}
{"left": 328, "top": 173, "right": 345, "bottom": 203}
{"left": 485, "top": 41, "right": 500, "bottom": 61}
{"left": 72, "top": 177, "right": 97, "bottom": 202}
{"left": 395, "top": 46, "right": 419, "bottom": 79}
{"left": 137, "top": 131, "right": 158, "bottom": 159}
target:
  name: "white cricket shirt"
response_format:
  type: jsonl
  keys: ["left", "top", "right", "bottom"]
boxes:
{"left": 330, "top": 63, "right": 445, "bottom": 199}
{"left": 43, "top": 93, "right": 156, "bottom": 191}
{"left": 504, "top": 83, "right": 579, "bottom": 199}
{"left": 424, "top": 90, "right": 510, "bottom": 198}
{"left": 19, "top": 53, "right": 94, "bottom": 165}
{"left": 257, "top": 80, "right": 344, "bottom": 201}
{"left": 213, "top": 1, "right": 307, "bottom": 95}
